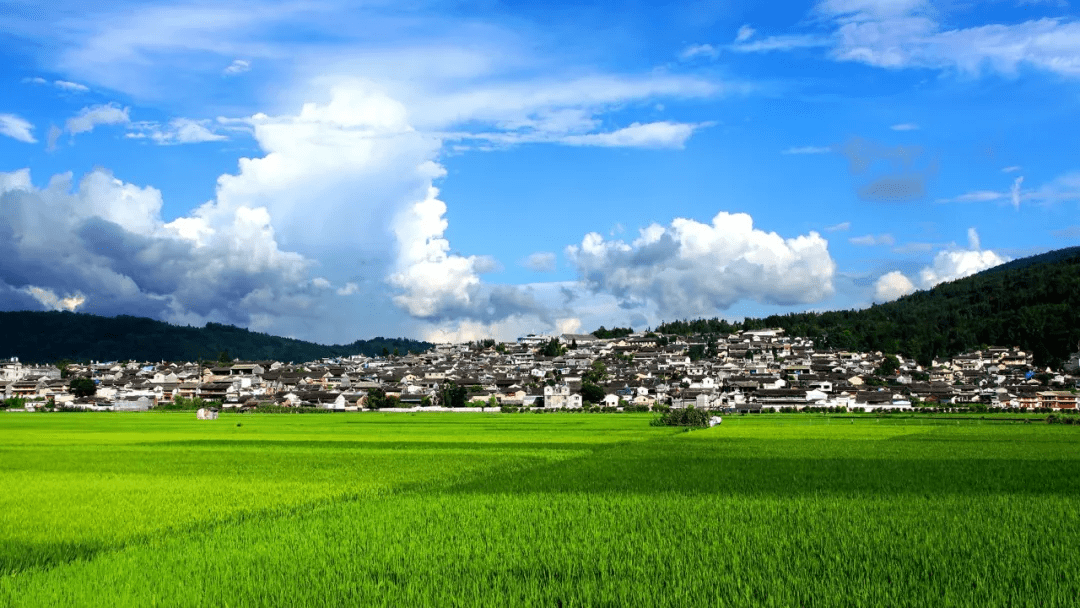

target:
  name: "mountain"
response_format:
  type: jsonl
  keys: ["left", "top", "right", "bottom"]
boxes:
{"left": 656, "top": 247, "right": 1080, "bottom": 368}
{"left": 0, "top": 312, "right": 431, "bottom": 363}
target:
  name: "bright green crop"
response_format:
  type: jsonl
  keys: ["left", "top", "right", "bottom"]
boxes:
{"left": 2, "top": 412, "right": 1077, "bottom": 606}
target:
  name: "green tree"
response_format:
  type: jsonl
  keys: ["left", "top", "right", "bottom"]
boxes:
{"left": 539, "top": 338, "right": 565, "bottom": 357}
{"left": 440, "top": 382, "right": 468, "bottom": 409}
{"left": 583, "top": 360, "right": 607, "bottom": 384}
{"left": 69, "top": 377, "right": 97, "bottom": 398}
{"left": 580, "top": 382, "right": 605, "bottom": 404}
{"left": 876, "top": 355, "right": 901, "bottom": 377}
{"left": 365, "top": 388, "right": 386, "bottom": 410}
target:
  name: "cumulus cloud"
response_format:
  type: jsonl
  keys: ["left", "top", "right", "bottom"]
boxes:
{"left": 566, "top": 212, "right": 836, "bottom": 318}
{"left": 736, "top": 25, "right": 756, "bottom": 42}
{"left": 388, "top": 186, "right": 543, "bottom": 323}
{"left": 0, "top": 168, "right": 312, "bottom": 326}
{"left": 874, "top": 271, "right": 916, "bottom": 301}
{"left": 336, "top": 282, "right": 359, "bottom": 296}
{"left": 919, "top": 247, "right": 1009, "bottom": 287}
{"left": 0, "top": 114, "right": 36, "bottom": 143}
{"left": 824, "top": 221, "right": 851, "bottom": 232}
{"left": 66, "top": 104, "right": 130, "bottom": 136}
{"left": 873, "top": 227, "right": 1009, "bottom": 302}
{"left": 524, "top": 252, "right": 557, "bottom": 273}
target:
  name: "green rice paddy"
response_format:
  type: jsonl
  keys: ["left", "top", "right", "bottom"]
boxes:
{"left": 2, "top": 412, "right": 1078, "bottom": 606}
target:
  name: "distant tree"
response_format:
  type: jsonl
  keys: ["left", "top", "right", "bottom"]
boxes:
{"left": 365, "top": 388, "right": 386, "bottom": 410}
{"left": 584, "top": 360, "right": 607, "bottom": 384}
{"left": 69, "top": 377, "right": 97, "bottom": 398}
{"left": 440, "top": 381, "right": 468, "bottom": 409}
{"left": 539, "top": 338, "right": 565, "bottom": 357}
{"left": 56, "top": 359, "right": 73, "bottom": 379}
{"left": 381, "top": 347, "right": 390, "bottom": 357}
{"left": 580, "top": 382, "right": 605, "bottom": 404}
{"left": 876, "top": 355, "right": 900, "bottom": 377}
{"left": 217, "top": 351, "right": 231, "bottom": 364}
{"left": 592, "top": 326, "right": 634, "bottom": 339}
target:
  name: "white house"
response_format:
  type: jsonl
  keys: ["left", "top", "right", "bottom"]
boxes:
{"left": 543, "top": 384, "right": 582, "bottom": 409}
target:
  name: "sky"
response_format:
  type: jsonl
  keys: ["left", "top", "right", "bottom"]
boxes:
{"left": 1, "top": 0, "right": 1079, "bottom": 344}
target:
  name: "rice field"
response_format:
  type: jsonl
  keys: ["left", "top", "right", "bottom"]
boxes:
{"left": 2, "top": 412, "right": 1078, "bottom": 606}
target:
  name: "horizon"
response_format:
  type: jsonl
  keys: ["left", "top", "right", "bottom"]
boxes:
{"left": 3, "top": 0, "right": 1080, "bottom": 343}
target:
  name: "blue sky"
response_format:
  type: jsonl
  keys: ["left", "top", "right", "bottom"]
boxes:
{"left": 2, "top": 0, "right": 1079, "bottom": 343}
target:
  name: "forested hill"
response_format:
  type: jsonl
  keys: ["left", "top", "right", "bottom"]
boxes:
{"left": 657, "top": 247, "right": 1080, "bottom": 368}
{"left": 0, "top": 312, "right": 431, "bottom": 363}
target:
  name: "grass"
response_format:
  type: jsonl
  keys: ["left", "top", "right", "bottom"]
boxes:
{"left": 1, "top": 411, "right": 1078, "bottom": 606}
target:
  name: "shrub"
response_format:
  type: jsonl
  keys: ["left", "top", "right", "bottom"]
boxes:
{"left": 651, "top": 406, "right": 711, "bottom": 427}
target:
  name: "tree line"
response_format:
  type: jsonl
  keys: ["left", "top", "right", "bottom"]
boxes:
{"left": 0, "top": 311, "right": 432, "bottom": 364}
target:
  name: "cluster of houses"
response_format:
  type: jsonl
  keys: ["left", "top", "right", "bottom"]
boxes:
{"left": 3, "top": 329, "right": 1079, "bottom": 412}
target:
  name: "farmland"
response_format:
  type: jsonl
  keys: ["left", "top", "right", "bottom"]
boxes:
{"left": 2, "top": 413, "right": 1079, "bottom": 606}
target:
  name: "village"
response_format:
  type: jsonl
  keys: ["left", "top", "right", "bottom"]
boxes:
{"left": 3, "top": 329, "right": 1080, "bottom": 413}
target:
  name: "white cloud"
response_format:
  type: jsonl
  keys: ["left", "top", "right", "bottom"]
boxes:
{"left": 890, "top": 123, "right": 919, "bottom": 131}
{"left": 736, "top": 25, "right": 756, "bottom": 42}
{"left": 966, "top": 227, "right": 981, "bottom": 251}
{"left": 782, "top": 145, "right": 832, "bottom": 155}
{"left": 874, "top": 227, "right": 1009, "bottom": 301}
{"left": 0, "top": 114, "right": 37, "bottom": 143}
{"left": 680, "top": 44, "right": 719, "bottom": 60}
{"left": 388, "top": 186, "right": 540, "bottom": 322}
{"left": 23, "top": 77, "right": 89, "bottom": 93}
{"left": 732, "top": 34, "right": 831, "bottom": 53}
{"left": 524, "top": 252, "right": 557, "bottom": 273}
{"left": 824, "top": 221, "right": 851, "bottom": 232}
{"left": 815, "top": 0, "right": 1080, "bottom": 77}
{"left": 66, "top": 104, "right": 130, "bottom": 136}
{"left": 129, "top": 118, "right": 227, "bottom": 145}
{"left": 849, "top": 233, "right": 895, "bottom": 246}
{"left": 224, "top": 59, "right": 251, "bottom": 75}
{"left": 336, "top": 282, "right": 359, "bottom": 296}
{"left": 1010, "top": 176, "right": 1024, "bottom": 210}
{"left": 22, "top": 286, "right": 87, "bottom": 312}
{"left": 46, "top": 125, "right": 62, "bottom": 151}
{"left": 874, "top": 271, "right": 916, "bottom": 301}
{"left": 566, "top": 211, "right": 836, "bottom": 318}
{"left": 939, "top": 190, "right": 1005, "bottom": 203}
{"left": 0, "top": 167, "right": 312, "bottom": 329}
{"left": 312, "top": 277, "right": 331, "bottom": 289}
{"left": 919, "top": 248, "right": 1008, "bottom": 286}
{"left": 54, "top": 80, "right": 89, "bottom": 93}
{"left": 1002, "top": 166, "right": 1021, "bottom": 173}
{"left": 559, "top": 121, "right": 701, "bottom": 149}
{"left": 940, "top": 172, "right": 1080, "bottom": 208}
